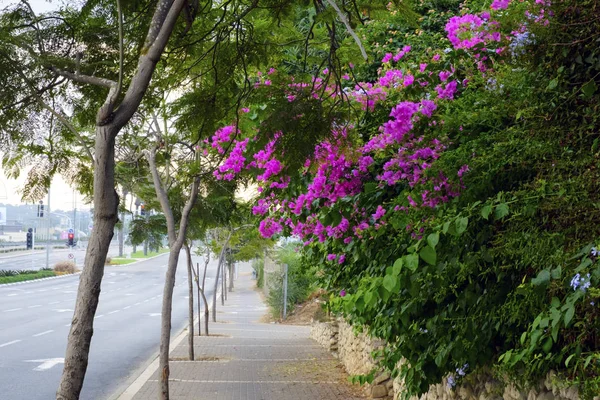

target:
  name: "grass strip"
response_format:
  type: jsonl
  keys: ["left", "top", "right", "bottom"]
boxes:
{"left": 109, "top": 258, "right": 137, "bottom": 265}
{"left": 129, "top": 248, "right": 169, "bottom": 259}
{"left": 0, "top": 270, "right": 56, "bottom": 284}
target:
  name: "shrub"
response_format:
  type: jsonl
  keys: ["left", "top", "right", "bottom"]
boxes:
{"left": 53, "top": 261, "right": 76, "bottom": 274}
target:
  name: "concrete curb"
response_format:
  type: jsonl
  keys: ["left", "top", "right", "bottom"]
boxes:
{"left": 107, "top": 251, "right": 169, "bottom": 268}
{"left": 0, "top": 272, "right": 82, "bottom": 287}
{"left": 116, "top": 280, "right": 221, "bottom": 400}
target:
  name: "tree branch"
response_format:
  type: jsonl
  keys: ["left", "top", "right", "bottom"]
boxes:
{"left": 323, "top": 0, "right": 367, "bottom": 61}
{"left": 50, "top": 67, "right": 117, "bottom": 88}
{"left": 146, "top": 147, "right": 177, "bottom": 244}
{"left": 36, "top": 98, "right": 94, "bottom": 162}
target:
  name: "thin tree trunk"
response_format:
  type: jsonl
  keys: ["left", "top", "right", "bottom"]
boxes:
{"left": 212, "top": 233, "right": 231, "bottom": 322}
{"left": 228, "top": 262, "right": 234, "bottom": 292}
{"left": 195, "top": 262, "right": 201, "bottom": 336}
{"left": 222, "top": 259, "right": 226, "bottom": 303}
{"left": 201, "top": 253, "right": 209, "bottom": 335}
{"left": 56, "top": 125, "right": 119, "bottom": 400}
{"left": 184, "top": 243, "right": 194, "bottom": 360}
{"left": 159, "top": 242, "right": 184, "bottom": 400}
{"left": 198, "top": 286, "right": 209, "bottom": 335}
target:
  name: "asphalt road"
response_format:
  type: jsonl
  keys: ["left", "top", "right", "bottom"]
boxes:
{"left": 0, "top": 252, "right": 219, "bottom": 400}
{"left": 0, "top": 242, "right": 134, "bottom": 271}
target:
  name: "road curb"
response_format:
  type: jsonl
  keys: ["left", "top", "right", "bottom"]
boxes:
{"left": 0, "top": 272, "right": 82, "bottom": 287}
{"left": 107, "top": 251, "right": 169, "bottom": 268}
{"left": 116, "top": 278, "right": 221, "bottom": 400}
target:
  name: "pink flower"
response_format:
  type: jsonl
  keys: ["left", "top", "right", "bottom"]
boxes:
{"left": 432, "top": 54, "right": 441, "bottom": 61}
{"left": 419, "top": 63, "right": 428, "bottom": 72}
{"left": 381, "top": 53, "right": 393, "bottom": 63}
{"left": 327, "top": 254, "right": 337, "bottom": 261}
{"left": 339, "top": 289, "right": 346, "bottom": 297}
{"left": 372, "top": 205, "right": 386, "bottom": 221}
{"left": 490, "top": 0, "right": 510, "bottom": 10}
{"left": 338, "top": 255, "right": 346, "bottom": 264}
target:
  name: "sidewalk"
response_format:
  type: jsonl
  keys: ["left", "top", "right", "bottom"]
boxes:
{"left": 125, "top": 263, "right": 366, "bottom": 400}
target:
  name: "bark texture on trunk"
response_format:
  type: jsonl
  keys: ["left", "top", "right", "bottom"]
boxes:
{"left": 212, "top": 234, "right": 231, "bottom": 322}
{"left": 56, "top": 126, "right": 118, "bottom": 400}
{"left": 184, "top": 243, "right": 194, "bottom": 359}
{"left": 228, "top": 262, "right": 234, "bottom": 292}
{"left": 159, "top": 244, "right": 184, "bottom": 399}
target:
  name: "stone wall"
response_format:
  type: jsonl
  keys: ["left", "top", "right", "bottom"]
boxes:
{"left": 311, "top": 319, "right": 595, "bottom": 400}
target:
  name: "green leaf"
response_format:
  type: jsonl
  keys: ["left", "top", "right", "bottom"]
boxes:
{"left": 383, "top": 275, "right": 398, "bottom": 293}
{"left": 581, "top": 80, "right": 597, "bottom": 99}
{"left": 584, "top": 355, "right": 594, "bottom": 369}
{"left": 427, "top": 232, "right": 439, "bottom": 249}
{"left": 551, "top": 266, "right": 562, "bottom": 279}
{"left": 405, "top": 254, "right": 419, "bottom": 272}
{"left": 531, "top": 270, "right": 551, "bottom": 286}
{"left": 547, "top": 78, "right": 558, "bottom": 90}
{"left": 364, "top": 182, "right": 377, "bottom": 193}
{"left": 495, "top": 203, "right": 510, "bottom": 219}
{"left": 481, "top": 205, "right": 492, "bottom": 220}
{"left": 542, "top": 337, "right": 553, "bottom": 353}
{"left": 551, "top": 297, "right": 560, "bottom": 308}
{"left": 392, "top": 258, "right": 403, "bottom": 275}
{"left": 442, "top": 221, "right": 450, "bottom": 234}
{"left": 565, "top": 354, "right": 575, "bottom": 367}
{"left": 564, "top": 306, "right": 575, "bottom": 326}
{"left": 364, "top": 291, "right": 374, "bottom": 307}
{"left": 419, "top": 245, "right": 437, "bottom": 266}
{"left": 455, "top": 217, "right": 469, "bottom": 235}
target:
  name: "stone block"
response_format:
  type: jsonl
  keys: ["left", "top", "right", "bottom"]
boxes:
{"left": 371, "top": 384, "right": 389, "bottom": 398}
{"left": 373, "top": 371, "right": 391, "bottom": 385}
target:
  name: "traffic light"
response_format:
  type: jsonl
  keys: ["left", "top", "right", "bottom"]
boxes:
{"left": 140, "top": 204, "right": 146, "bottom": 216}
{"left": 68, "top": 232, "right": 75, "bottom": 246}
{"left": 26, "top": 228, "right": 33, "bottom": 250}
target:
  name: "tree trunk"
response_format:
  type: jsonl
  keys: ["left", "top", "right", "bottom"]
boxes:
{"left": 222, "top": 259, "right": 226, "bottom": 303}
{"left": 212, "top": 235, "right": 231, "bottom": 322}
{"left": 228, "top": 262, "right": 234, "bottom": 292}
{"left": 56, "top": 125, "right": 119, "bottom": 400}
{"left": 159, "top": 242, "right": 184, "bottom": 399}
{"left": 184, "top": 243, "right": 194, "bottom": 360}
{"left": 198, "top": 286, "right": 209, "bottom": 336}
{"left": 195, "top": 262, "right": 201, "bottom": 336}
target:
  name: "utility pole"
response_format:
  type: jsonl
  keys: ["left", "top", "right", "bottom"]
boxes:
{"left": 46, "top": 187, "right": 51, "bottom": 269}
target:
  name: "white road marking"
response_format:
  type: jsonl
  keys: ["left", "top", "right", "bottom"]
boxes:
{"left": 25, "top": 358, "right": 64, "bottom": 371}
{"left": 134, "top": 302, "right": 141, "bottom": 306}
{"left": 95, "top": 315, "right": 104, "bottom": 319}
{"left": 3, "top": 308, "right": 22, "bottom": 312}
{"left": 147, "top": 313, "right": 161, "bottom": 317}
{"left": 61, "top": 291, "right": 75, "bottom": 294}
{"left": 123, "top": 306, "right": 131, "bottom": 310}
{"left": 0, "top": 340, "right": 21, "bottom": 348}
{"left": 125, "top": 293, "right": 134, "bottom": 296}
{"left": 52, "top": 309, "right": 73, "bottom": 313}
{"left": 48, "top": 301, "right": 60, "bottom": 305}
{"left": 32, "top": 330, "right": 53, "bottom": 337}
{"left": 7, "top": 293, "right": 17, "bottom": 297}
{"left": 27, "top": 305, "right": 41, "bottom": 309}
{"left": 107, "top": 310, "right": 120, "bottom": 315}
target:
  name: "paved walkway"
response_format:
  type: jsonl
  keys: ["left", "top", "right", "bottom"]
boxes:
{"left": 126, "top": 263, "right": 365, "bottom": 400}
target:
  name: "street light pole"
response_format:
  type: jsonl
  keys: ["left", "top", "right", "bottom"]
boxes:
{"left": 46, "top": 187, "right": 51, "bottom": 269}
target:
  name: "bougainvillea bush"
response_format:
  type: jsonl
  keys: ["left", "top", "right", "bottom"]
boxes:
{"left": 204, "top": 0, "right": 600, "bottom": 397}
